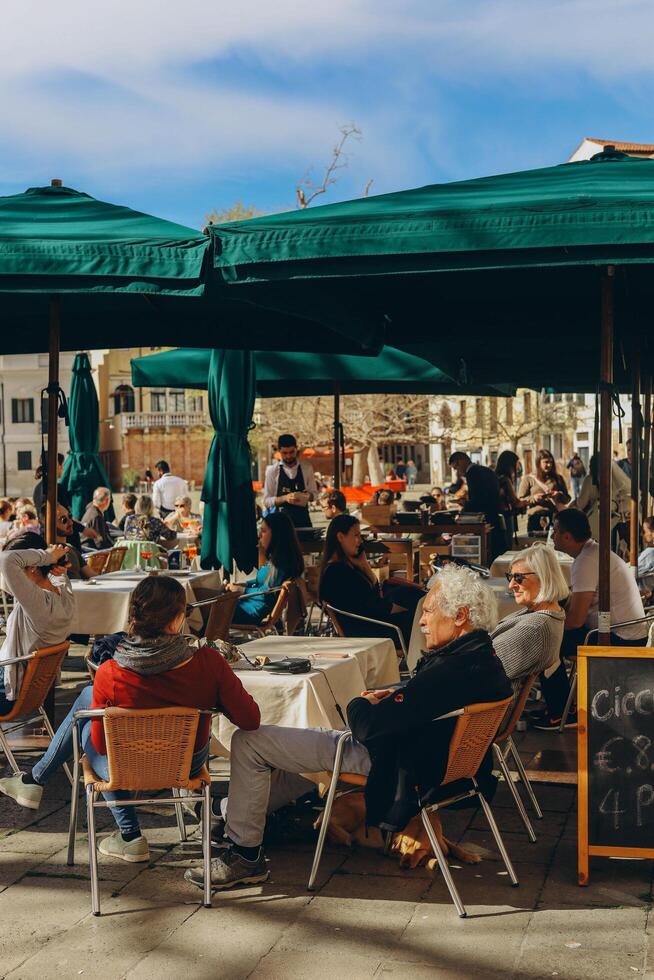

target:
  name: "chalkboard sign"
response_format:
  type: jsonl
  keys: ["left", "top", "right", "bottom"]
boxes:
{"left": 578, "top": 646, "right": 654, "bottom": 885}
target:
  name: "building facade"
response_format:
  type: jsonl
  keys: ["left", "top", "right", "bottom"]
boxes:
{"left": 92, "top": 348, "right": 212, "bottom": 490}
{"left": 0, "top": 352, "right": 74, "bottom": 496}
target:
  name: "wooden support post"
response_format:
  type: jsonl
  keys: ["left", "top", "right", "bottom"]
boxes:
{"left": 598, "top": 268, "right": 614, "bottom": 644}
{"left": 333, "top": 386, "right": 341, "bottom": 490}
{"left": 630, "top": 349, "right": 641, "bottom": 570}
{"left": 642, "top": 375, "right": 652, "bottom": 524}
{"left": 45, "top": 296, "right": 60, "bottom": 546}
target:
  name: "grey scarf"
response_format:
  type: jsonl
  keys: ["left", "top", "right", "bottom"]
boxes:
{"left": 113, "top": 633, "right": 195, "bottom": 675}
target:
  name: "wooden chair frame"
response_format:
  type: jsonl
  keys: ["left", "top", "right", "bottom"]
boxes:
{"left": 308, "top": 697, "right": 516, "bottom": 918}
{"left": 0, "top": 642, "right": 72, "bottom": 783}
{"left": 67, "top": 705, "right": 214, "bottom": 916}
{"left": 230, "top": 584, "right": 288, "bottom": 638}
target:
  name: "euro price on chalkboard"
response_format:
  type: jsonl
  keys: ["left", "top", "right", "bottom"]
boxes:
{"left": 587, "top": 657, "right": 654, "bottom": 848}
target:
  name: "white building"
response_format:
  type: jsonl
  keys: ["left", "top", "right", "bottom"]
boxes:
{"left": 0, "top": 352, "right": 74, "bottom": 496}
{"left": 569, "top": 137, "right": 654, "bottom": 162}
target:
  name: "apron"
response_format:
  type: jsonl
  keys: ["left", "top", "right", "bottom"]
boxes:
{"left": 277, "top": 463, "right": 312, "bottom": 528}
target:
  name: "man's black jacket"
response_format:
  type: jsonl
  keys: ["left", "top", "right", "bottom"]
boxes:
{"left": 347, "top": 629, "right": 511, "bottom": 830}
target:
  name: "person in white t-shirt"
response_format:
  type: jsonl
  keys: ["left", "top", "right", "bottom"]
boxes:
{"left": 151, "top": 460, "right": 187, "bottom": 518}
{"left": 532, "top": 507, "right": 647, "bottom": 730}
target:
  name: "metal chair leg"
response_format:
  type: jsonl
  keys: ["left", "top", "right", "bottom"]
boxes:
{"left": 39, "top": 707, "right": 73, "bottom": 785}
{"left": 67, "top": 753, "right": 81, "bottom": 866}
{"left": 476, "top": 783, "right": 519, "bottom": 887}
{"left": 0, "top": 728, "right": 21, "bottom": 776}
{"left": 507, "top": 737, "right": 543, "bottom": 819}
{"left": 493, "top": 744, "right": 536, "bottom": 843}
{"left": 86, "top": 786, "right": 101, "bottom": 916}
{"left": 172, "top": 787, "right": 188, "bottom": 842}
{"left": 307, "top": 732, "right": 349, "bottom": 891}
{"left": 420, "top": 807, "right": 467, "bottom": 918}
{"left": 559, "top": 660, "right": 578, "bottom": 733}
{"left": 202, "top": 782, "right": 212, "bottom": 908}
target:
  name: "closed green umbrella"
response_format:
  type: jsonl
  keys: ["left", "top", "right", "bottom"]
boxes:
{"left": 60, "top": 352, "right": 113, "bottom": 520}
{"left": 200, "top": 350, "right": 258, "bottom": 573}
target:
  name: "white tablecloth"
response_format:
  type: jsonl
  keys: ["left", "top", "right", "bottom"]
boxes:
{"left": 490, "top": 549, "right": 573, "bottom": 584}
{"left": 69, "top": 569, "right": 223, "bottom": 634}
{"left": 213, "top": 635, "right": 399, "bottom": 752}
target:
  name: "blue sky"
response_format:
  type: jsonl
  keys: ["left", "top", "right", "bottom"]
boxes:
{"left": 2, "top": 0, "right": 654, "bottom": 230}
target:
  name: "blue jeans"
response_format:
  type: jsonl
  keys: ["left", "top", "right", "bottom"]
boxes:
{"left": 0, "top": 670, "right": 15, "bottom": 716}
{"left": 32, "top": 685, "right": 209, "bottom": 836}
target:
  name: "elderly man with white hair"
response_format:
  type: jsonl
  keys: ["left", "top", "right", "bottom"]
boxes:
{"left": 185, "top": 563, "right": 512, "bottom": 894}
{"left": 80, "top": 486, "right": 114, "bottom": 549}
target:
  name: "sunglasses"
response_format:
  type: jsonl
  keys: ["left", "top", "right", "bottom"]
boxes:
{"left": 505, "top": 571, "right": 536, "bottom": 585}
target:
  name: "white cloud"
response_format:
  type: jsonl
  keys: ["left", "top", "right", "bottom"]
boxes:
{"left": 1, "top": 1, "right": 653, "bottom": 189}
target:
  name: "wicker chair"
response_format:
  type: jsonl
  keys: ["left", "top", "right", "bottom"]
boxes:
{"left": 67, "top": 705, "right": 213, "bottom": 916}
{"left": 493, "top": 674, "right": 542, "bottom": 842}
{"left": 0, "top": 642, "right": 72, "bottom": 782}
{"left": 229, "top": 583, "right": 289, "bottom": 639}
{"left": 103, "top": 547, "right": 127, "bottom": 574}
{"left": 308, "top": 697, "right": 516, "bottom": 918}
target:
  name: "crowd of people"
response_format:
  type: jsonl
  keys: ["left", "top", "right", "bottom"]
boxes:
{"left": 0, "top": 432, "right": 651, "bottom": 897}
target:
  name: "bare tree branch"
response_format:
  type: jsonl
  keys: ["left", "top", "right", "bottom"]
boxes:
{"left": 296, "top": 124, "right": 362, "bottom": 209}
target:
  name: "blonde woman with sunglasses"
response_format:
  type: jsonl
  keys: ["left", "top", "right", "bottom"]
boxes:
{"left": 490, "top": 544, "right": 568, "bottom": 710}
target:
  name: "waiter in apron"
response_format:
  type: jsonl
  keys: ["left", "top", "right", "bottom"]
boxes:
{"left": 262, "top": 434, "right": 318, "bottom": 528}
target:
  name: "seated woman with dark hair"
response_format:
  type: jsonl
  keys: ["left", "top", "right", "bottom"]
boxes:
{"left": 0, "top": 576, "right": 260, "bottom": 863}
{"left": 319, "top": 514, "right": 424, "bottom": 646}
{"left": 225, "top": 511, "right": 304, "bottom": 625}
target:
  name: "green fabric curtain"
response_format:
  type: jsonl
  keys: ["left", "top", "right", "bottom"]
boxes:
{"left": 131, "top": 346, "right": 515, "bottom": 397}
{"left": 60, "top": 353, "right": 113, "bottom": 520}
{"left": 200, "top": 350, "right": 258, "bottom": 573}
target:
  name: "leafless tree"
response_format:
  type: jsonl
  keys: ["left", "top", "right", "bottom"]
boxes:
{"left": 254, "top": 393, "right": 433, "bottom": 484}
{"left": 296, "top": 124, "right": 363, "bottom": 208}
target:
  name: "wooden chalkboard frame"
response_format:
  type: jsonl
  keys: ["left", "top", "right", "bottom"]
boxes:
{"left": 578, "top": 645, "right": 654, "bottom": 886}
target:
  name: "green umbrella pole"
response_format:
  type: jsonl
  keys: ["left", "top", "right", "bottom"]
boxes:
{"left": 45, "top": 295, "right": 60, "bottom": 545}
{"left": 598, "top": 267, "right": 614, "bottom": 644}
{"left": 642, "top": 376, "right": 652, "bottom": 524}
{"left": 629, "top": 349, "right": 641, "bottom": 570}
{"left": 333, "top": 385, "right": 341, "bottom": 490}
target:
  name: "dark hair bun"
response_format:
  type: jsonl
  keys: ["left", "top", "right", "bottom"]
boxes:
{"left": 128, "top": 576, "right": 186, "bottom": 638}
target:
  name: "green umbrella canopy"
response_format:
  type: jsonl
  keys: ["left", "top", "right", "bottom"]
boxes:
{"left": 209, "top": 151, "right": 654, "bottom": 382}
{"left": 131, "top": 346, "right": 515, "bottom": 397}
{"left": 0, "top": 184, "right": 378, "bottom": 353}
{"left": 200, "top": 350, "right": 258, "bottom": 573}
{"left": 60, "top": 352, "right": 113, "bottom": 520}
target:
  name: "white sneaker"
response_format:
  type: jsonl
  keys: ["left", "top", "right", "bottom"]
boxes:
{"left": 0, "top": 773, "right": 43, "bottom": 810}
{"left": 98, "top": 831, "right": 150, "bottom": 863}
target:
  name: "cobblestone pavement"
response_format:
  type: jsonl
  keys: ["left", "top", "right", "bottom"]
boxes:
{"left": 0, "top": 647, "right": 652, "bottom": 980}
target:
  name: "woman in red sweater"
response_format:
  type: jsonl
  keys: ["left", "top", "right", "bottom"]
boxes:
{"left": 0, "top": 577, "right": 260, "bottom": 863}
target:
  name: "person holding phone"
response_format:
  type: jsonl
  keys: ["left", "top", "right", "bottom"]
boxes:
{"left": 319, "top": 514, "right": 423, "bottom": 646}
{"left": 0, "top": 536, "right": 74, "bottom": 711}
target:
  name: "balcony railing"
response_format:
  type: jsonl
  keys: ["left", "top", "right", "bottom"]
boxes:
{"left": 120, "top": 412, "right": 210, "bottom": 432}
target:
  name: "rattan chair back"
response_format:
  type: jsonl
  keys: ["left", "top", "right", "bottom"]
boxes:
{"left": 495, "top": 674, "right": 539, "bottom": 743}
{"left": 325, "top": 605, "right": 346, "bottom": 637}
{"left": 98, "top": 706, "right": 200, "bottom": 792}
{"left": 441, "top": 697, "right": 512, "bottom": 786}
{"left": 258, "top": 580, "right": 291, "bottom": 630}
{"left": 104, "top": 547, "right": 127, "bottom": 573}
{"left": 285, "top": 578, "right": 307, "bottom": 636}
{"left": 205, "top": 591, "right": 241, "bottom": 641}
{"left": 0, "top": 642, "right": 70, "bottom": 722}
